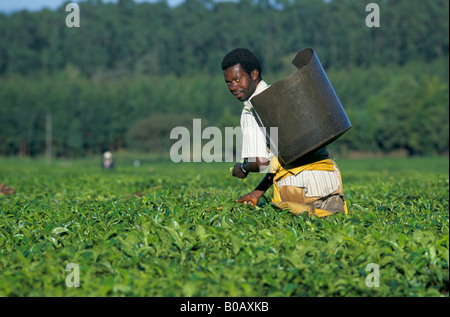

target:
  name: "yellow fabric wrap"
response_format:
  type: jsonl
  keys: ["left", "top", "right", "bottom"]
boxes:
{"left": 270, "top": 157, "right": 348, "bottom": 218}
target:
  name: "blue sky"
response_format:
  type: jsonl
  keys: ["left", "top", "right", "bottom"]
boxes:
{"left": 0, "top": 0, "right": 185, "bottom": 13}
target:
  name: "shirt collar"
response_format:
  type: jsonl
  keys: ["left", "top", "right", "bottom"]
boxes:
{"left": 244, "top": 80, "right": 270, "bottom": 109}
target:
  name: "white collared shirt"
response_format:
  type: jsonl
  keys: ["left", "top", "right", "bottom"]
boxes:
{"left": 240, "top": 80, "right": 272, "bottom": 160}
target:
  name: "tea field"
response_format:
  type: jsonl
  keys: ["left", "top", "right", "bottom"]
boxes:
{"left": 0, "top": 155, "right": 448, "bottom": 298}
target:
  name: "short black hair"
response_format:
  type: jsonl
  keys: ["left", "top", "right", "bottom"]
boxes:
{"left": 221, "top": 48, "right": 262, "bottom": 79}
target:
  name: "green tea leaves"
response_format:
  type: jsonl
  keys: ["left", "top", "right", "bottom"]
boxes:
{"left": 0, "top": 158, "right": 448, "bottom": 296}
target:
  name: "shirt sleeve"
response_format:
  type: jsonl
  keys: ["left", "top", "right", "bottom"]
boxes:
{"left": 240, "top": 107, "right": 271, "bottom": 160}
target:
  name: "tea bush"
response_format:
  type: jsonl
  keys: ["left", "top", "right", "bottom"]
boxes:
{"left": 0, "top": 157, "right": 448, "bottom": 297}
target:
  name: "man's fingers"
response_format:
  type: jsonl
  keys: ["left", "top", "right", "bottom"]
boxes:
{"left": 235, "top": 199, "right": 255, "bottom": 206}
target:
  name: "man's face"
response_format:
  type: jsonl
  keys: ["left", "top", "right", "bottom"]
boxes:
{"left": 223, "top": 64, "right": 259, "bottom": 102}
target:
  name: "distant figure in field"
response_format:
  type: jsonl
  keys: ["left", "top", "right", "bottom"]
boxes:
{"left": 102, "top": 151, "right": 115, "bottom": 169}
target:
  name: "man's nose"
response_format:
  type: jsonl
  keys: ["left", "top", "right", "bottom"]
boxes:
{"left": 229, "top": 82, "right": 237, "bottom": 91}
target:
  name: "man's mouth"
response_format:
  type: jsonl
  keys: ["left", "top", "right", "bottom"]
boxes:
{"left": 233, "top": 91, "right": 244, "bottom": 98}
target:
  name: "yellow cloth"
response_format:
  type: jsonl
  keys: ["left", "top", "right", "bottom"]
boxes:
{"left": 270, "top": 157, "right": 348, "bottom": 218}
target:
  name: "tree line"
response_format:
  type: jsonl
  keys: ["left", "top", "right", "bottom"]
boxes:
{"left": 0, "top": 0, "right": 448, "bottom": 158}
{"left": 1, "top": 0, "right": 448, "bottom": 76}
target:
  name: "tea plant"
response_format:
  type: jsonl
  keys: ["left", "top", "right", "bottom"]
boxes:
{"left": 0, "top": 157, "right": 448, "bottom": 297}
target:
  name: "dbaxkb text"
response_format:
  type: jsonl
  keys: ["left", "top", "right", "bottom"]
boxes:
{"left": 180, "top": 301, "right": 269, "bottom": 314}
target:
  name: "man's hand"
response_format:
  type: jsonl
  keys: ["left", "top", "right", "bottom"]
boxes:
{"left": 231, "top": 158, "right": 269, "bottom": 179}
{"left": 236, "top": 190, "right": 265, "bottom": 207}
{"left": 232, "top": 163, "right": 247, "bottom": 179}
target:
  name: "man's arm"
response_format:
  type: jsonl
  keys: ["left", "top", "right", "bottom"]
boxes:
{"left": 236, "top": 172, "right": 274, "bottom": 206}
{"left": 232, "top": 157, "right": 269, "bottom": 179}
{"left": 232, "top": 156, "right": 273, "bottom": 206}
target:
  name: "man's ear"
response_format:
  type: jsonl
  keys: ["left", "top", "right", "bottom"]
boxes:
{"left": 250, "top": 69, "right": 259, "bottom": 81}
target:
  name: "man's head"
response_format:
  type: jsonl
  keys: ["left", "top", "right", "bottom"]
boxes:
{"left": 221, "top": 48, "right": 262, "bottom": 102}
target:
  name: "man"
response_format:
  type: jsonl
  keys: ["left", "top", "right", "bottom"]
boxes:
{"left": 221, "top": 48, "right": 347, "bottom": 218}
{"left": 102, "top": 151, "right": 115, "bottom": 169}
